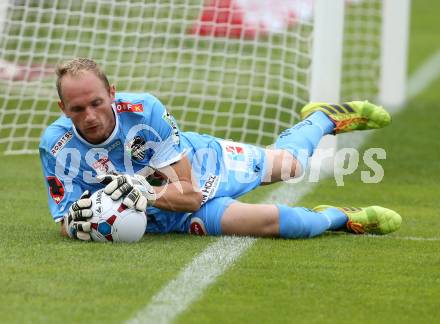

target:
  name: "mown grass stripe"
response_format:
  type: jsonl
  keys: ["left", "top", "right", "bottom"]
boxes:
{"left": 407, "top": 48, "right": 440, "bottom": 99}
{"left": 366, "top": 235, "right": 440, "bottom": 241}
{"left": 126, "top": 236, "right": 256, "bottom": 324}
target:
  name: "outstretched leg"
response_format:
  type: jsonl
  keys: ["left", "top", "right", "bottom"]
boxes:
{"left": 264, "top": 101, "right": 392, "bottom": 183}
{"left": 221, "top": 202, "right": 348, "bottom": 238}
{"left": 188, "top": 198, "right": 401, "bottom": 238}
{"left": 221, "top": 202, "right": 401, "bottom": 238}
{"left": 188, "top": 197, "right": 344, "bottom": 238}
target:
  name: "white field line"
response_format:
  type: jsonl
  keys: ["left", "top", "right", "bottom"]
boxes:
{"left": 366, "top": 235, "right": 440, "bottom": 242}
{"left": 126, "top": 236, "right": 256, "bottom": 324}
{"left": 407, "top": 48, "right": 440, "bottom": 100}
{"left": 127, "top": 49, "right": 440, "bottom": 324}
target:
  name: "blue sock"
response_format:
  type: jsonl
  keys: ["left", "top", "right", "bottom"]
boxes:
{"left": 319, "top": 207, "right": 349, "bottom": 230}
{"left": 275, "top": 111, "right": 335, "bottom": 171}
{"left": 306, "top": 111, "right": 336, "bottom": 135}
{"left": 277, "top": 205, "right": 344, "bottom": 238}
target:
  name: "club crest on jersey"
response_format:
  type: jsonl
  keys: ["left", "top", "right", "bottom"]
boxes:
{"left": 189, "top": 217, "right": 207, "bottom": 236}
{"left": 47, "top": 176, "right": 65, "bottom": 204}
{"left": 50, "top": 131, "right": 73, "bottom": 156}
{"left": 162, "top": 110, "right": 180, "bottom": 144}
{"left": 115, "top": 101, "right": 144, "bottom": 113}
{"left": 126, "top": 136, "right": 147, "bottom": 161}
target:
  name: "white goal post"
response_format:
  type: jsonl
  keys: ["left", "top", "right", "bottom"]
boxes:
{"left": 0, "top": 0, "right": 410, "bottom": 155}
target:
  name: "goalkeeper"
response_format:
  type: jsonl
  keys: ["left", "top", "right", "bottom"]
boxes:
{"left": 39, "top": 58, "right": 401, "bottom": 241}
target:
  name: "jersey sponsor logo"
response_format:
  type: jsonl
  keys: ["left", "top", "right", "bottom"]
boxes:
{"left": 47, "top": 176, "right": 65, "bottom": 204}
{"left": 126, "top": 135, "right": 147, "bottom": 161}
{"left": 50, "top": 131, "right": 73, "bottom": 156}
{"left": 189, "top": 217, "right": 207, "bottom": 236}
{"left": 162, "top": 110, "right": 180, "bottom": 144}
{"left": 115, "top": 101, "right": 144, "bottom": 113}
{"left": 220, "top": 140, "right": 252, "bottom": 172}
{"left": 92, "top": 156, "right": 115, "bottom": 174}
{"left": 225, "top": 144, "right": 245, "bottom": 161}
{"left": 201, "top": 174, "right": 219, "bottom": 205}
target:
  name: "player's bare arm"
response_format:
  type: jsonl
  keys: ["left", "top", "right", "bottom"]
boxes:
{"left": 60, "top": 221, "right": 68, "bottom": 237}
{"left": 153, "top": 155, "right": 203, "bottom": 212}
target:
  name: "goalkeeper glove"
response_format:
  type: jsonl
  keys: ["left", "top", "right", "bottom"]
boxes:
{"left": 63, "top": 190, "right": 93, "bottom": 241}
{"left": 97, "top": 174, "right": 156, "bottom": 212}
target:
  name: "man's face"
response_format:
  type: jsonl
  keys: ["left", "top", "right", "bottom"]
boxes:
{"left": 58, "top": 71, "right": 116, "bottom": 144}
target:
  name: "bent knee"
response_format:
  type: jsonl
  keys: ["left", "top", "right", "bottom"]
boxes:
{"left": 266, "top": 150, "right": 302, "bottom": 182}
{"left": 281, "top": 151, "right": 302, "bottom": 178}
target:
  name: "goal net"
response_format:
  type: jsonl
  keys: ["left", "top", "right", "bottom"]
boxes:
{"left": 0, "top": 0, "right": 384, "bottom": 154}
{"left": 341, "top": 0, "right": 382, "bottom": 101}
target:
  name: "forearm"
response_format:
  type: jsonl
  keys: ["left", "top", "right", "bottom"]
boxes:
{"left": 60, "top": 221, "right": 68, "bottom": 237}
{"left": 152, "top": 181, "right": 202, "bottom": 212}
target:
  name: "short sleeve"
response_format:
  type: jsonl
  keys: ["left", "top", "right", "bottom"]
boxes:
{"left": 146, "top": 98, "right": 184, "bottom": 169}
{"left": 39, "top": 145, "right": 84, "bottom": 222}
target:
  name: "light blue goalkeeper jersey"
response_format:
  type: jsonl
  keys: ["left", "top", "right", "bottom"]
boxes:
{"left": 39, "top": 92, "right": 266, "bottom": 233}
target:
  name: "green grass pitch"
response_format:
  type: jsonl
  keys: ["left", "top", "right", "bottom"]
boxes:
{"left": 1, "top": 0, "right": 440, "bottom": 323}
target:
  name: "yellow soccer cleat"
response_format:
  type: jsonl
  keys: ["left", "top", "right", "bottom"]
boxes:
{"left": 300, "top": 101, "right": 391, "bottom": 134}
{"left": 313, "top": 205, "right": 402, "bottom": 235}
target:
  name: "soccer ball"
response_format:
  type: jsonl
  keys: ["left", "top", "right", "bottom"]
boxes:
{"left": 88, "top": 189, "right": 147, "bottom": 243}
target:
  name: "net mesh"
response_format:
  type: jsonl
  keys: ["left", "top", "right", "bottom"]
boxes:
{"left": 0, "top": 0, "right": 314, "bottom": 154}
{"left": 0, "top": 0, "right": 385, "bottom": 155}
{"left": 341, "top": 0, "right": 382, "bottom": 101}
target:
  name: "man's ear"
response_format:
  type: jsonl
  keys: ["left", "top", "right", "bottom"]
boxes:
{"left": 58, "top": 101, "right": 67, "bottom": 115}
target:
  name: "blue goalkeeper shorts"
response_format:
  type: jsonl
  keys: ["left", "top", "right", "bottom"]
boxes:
{"left": 146, "top": 135, "right": 267, "bottom": 235}
{"left": 181, "top": 137, "right": 266, "bottom": 235}
{"left": 185, "top": 197, "right": 237, "bottom": 236}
